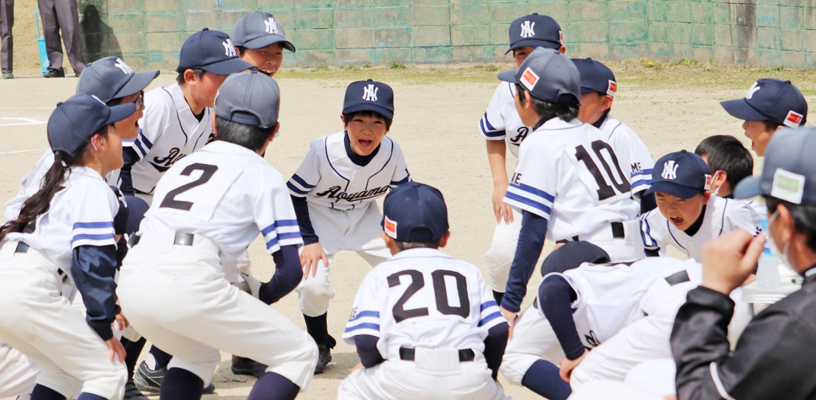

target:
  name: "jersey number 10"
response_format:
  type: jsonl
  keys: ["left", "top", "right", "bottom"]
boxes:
{"left": 387, "top": 270, "right": 470, "bottom": 323}
{"left": 575, "top": 141, "right": 631, "bottom": 201}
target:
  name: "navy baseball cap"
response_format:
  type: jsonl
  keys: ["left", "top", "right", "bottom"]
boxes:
{"left": 506, "top": 13, "right": 563, "bottom": 54}
{"left": 572, "top": 58, "right": 617, "bottom": 97}
{"left": 735, "top": 128, "right": 816, "bottom": 206}
{"left": 539, "top": 241, "right": 610, "bottom": 276}
{"left": 176, "top": 28, "right": 255, "bottom": 75}
{"left": 77, "top": 57, "right": 159, "bottom": 103}
{"left": 232, "top": 12, "right": 295, "bottom": 52}
{"left": 721, "top": 79, "right": 808, "bottom": 128}
{"left": 342, "top": 79, "right": 394, "bottom": 120}
{"left": 48, "top": 93, "right": 137, "bottom": 157}
{"left": 645, "top": 150, "right": 712, "bottom": 199}
{"left": 215, "top": 71, "right": 280, "bottom": 129}
{"left": 382, "top": 182, "right": 449, "bottom": 242}
{"left": 498, "top": 47, "right": 580, "bottom": 105}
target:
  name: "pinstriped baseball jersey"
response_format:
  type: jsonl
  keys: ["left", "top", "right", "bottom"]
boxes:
{"left": 287, "top": 131, "right": 410, "bottom": 210}
{"left": 503, "top": 118, "right": 639, "bottom": 241}
{"left": 343, "top": 248, "right": 507, "bottom": 356}
{"left": 598, "top": 115, "right": 654, "bottom": 196}
{"left": 479, "top": 82, "right": 531, "bottom": 158}
{"left": 139, "top": 141, "right": 302, "bottom": 267}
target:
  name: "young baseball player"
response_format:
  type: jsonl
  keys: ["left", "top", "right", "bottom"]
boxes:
{"left": 117, "top": 71, "right": 318, "bottom": 400}
{"left": 495, "top": 48, "right": 642, "bottom": 322}
{"left": 338, "top": 182, "right": 510, "bottom": 400}
{"left": 640, "top": 150, "right": 762, "bottom": 261}
{"left": 0, "top": 92, "right": 137, "bottom": 400}
{"left": 720, "top": 78, "right": 808, "bottom": 156}
{"left": 232, "top": 11, "right": 295, "bottom": 78}
{"left": 695, "top": 135, "right": 767, "bottom": 217}
{"left": 571, "top": 58, "right": 655, "bottom": 212}
{"left": 287, "top": 79, "right": 410, "bottom": 373}
{"left": 479, "top": 13, "right": 565, "bottom": 304}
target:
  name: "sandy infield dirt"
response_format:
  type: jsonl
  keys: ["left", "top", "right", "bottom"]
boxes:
{"left": 1, "top": 66, "right": 814, "bottom": 399}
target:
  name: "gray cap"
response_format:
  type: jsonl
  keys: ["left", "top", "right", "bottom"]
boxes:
{"left": 77, "top": 56, "right": 159, "bottom": 103}
{"left": 734, "top": 128, "right": 816, "bottom": 205}
{"left": 215, "top": 71, "right": 280, "bottom": 129}
{"left": 497, "top": 47, "right": 580, "bottom": 105}
{"left": 232, "top": 12, "right": 295, "bottom": 52}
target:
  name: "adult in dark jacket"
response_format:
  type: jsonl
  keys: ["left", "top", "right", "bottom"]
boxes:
{"left": 671, "top": 127, "right": 816, "bottom": 400}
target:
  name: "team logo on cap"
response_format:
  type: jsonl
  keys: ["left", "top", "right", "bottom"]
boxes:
{"left": 559, "top": 31, "right": 564, "bottom": 43}
{"left": 362, "top": 84, "right": 379, "bottom": 102}
{"left": 384, "top": 216, "right": 397, "bottom": 238}
{"left": 771, "top": 168, "right": 805, "bottom": 204}
{"left": 264, "top": 17, "right": 279, "bottom": 34}
{"left": 784, "top": 110, "right": 804, "bottom": 128}
{"left": 704, "top": 174, "right": 712, "bottom": 191}
{"left": 661, "top": 160, "right": 678, "bottom": 180}
{"left": 222, "top": 39, "right": 237, "bottom": 57}
{"left": 520, "top": 20, "right": 536, "bottom": 38}
{"left": 520, "top": 67, "right": 539, "bottom": 91}
{"left": 114, "top": 58, "right": 133, "bottom": 75}
{"left": 607, "top": 80, "right": 617, "bottom": 97}
{"left": 745, "top": 82, "right": 761, "bottom": 99}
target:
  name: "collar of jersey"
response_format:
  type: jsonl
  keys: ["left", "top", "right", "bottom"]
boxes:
{"left": 202, "top": 140, "right": 260, "bottom": 157}
{"left": 71, "top": 165, "right": 106, "bottom": 181}
{"left": 390, "top": 247, "right": 453, "bottom": 261}
{"left": 534, "top": 117, "right": 584, "bottom": 132}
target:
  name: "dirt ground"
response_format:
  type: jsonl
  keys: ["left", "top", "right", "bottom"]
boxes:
{"left": 1, "top": 64, "right": 815, "bottom": 399}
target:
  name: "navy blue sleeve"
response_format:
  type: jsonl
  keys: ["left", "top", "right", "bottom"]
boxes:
{"left": 501, "top": 210, "right": 548, "bottom": 313}
{"left": 484, "top": 322, "right": 509, "bottom": 380}
{"left": 259, "top": 245, "right": 303, "bottom": 305}
{"left": 354, "top": 335, "right": 385, "bottom": 368}
{"left": 539, "top": 274, "right": 584, "bottom": 360}
{"left": 119, "top": 146, "right": 139, "bottom": 196}
{"left": 71, "top": 245, "right": 120, "bottom": 340}
{"left": 645, "top": 248, "right": 661, "bottom": 257}
{"left": 291, "top": 195, "right": 319, "bottom": 245}
{"left": 640, "top": 192, "right": 657, "bottom": 214}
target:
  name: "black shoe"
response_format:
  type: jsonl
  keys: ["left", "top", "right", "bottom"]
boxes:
{"left": 124, "top": 379, "right": 149, "bottom": 400}
{"left": 43, "top": 68, "right": 64, "bottom": 78}
{"left": 2, "top": 72, "right": 12, "bottom": 79}
{"left": 231, "top": 355, "right": 268, "bottom": 378}
{"left": 314, "top": 344, "right": 332, "bottom": 374}
{"left": 135, "top": 360, "right": 216, "bottom": 394}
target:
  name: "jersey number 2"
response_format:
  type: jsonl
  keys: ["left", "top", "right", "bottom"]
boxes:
{"left": 387, "top": 270, "right": 470, "bottom": 323}
{"left": 575, "top": 141, "right": 631, "bottom": 201}
{"left": 160, "top": 163, "right": 219, "bottom": 211}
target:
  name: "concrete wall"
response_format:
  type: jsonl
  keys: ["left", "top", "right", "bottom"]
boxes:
{"left": 76, "top": 0, "right": 816, "bottom": 70}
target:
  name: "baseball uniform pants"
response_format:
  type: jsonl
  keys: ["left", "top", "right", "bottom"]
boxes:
{"left": 0, "top": 0, "right": 12, "bottom": 74}
{"left": 118, "top": 231, "right": 318, "bottom": 389}
{"left": 499, "top": 304, "right": 565, "bottom": 385}
{"left": 486, "top": 205, "right": 522, "bottom": 293}
{"left": 338, "top": 347, "right": 509, "bottom": 400}
{"left": 0, "top": 242, "right": 127, "bottom": 400}
{"left": 0, "top": 340, "right": 39, "bottom": 399}
{"left": 579, "top": 219, "right": 644, "bottom": 262}
{"left": 37, "top": 0, "right": 85, "bottom": 74}
{"left": 296, "top": 202, "right": 391, "bottom": 317}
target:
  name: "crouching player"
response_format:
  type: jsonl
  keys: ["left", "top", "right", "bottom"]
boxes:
{"left": 338, "top": 182, "right": 510, "bottom": 400}
{"left": 117, "top": 72, "right": 317, "bottom": 400}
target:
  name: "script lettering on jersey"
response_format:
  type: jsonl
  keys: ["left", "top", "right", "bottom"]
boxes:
{"left": 584, "top": 330, "right": 601, "bottom": 348}
{"left": 509, "top": 126, "right": 529, "bottom": 145}
{"left": 149, "top": 147, "right": 186, "bottom": 172}
{"left": 630, "top": 162, "right": 642, "bottom": 175}
{"left": 511, "top": 172, "right": 522, "bottom": 185}
{"left": 315, "top": 185, "right": 390, "bottom": 202}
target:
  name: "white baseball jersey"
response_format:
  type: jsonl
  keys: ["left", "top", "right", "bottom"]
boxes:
{"left": 287, "top": 132, "right": 410, "bottom": 210}
{"left": 640, "top": 196, "right": 762, "bottom": 261}
{"left": 479, "top": 82, "right": 531, "bottom": 158}
{"left": 598, "top": 115, "right": 654, "bottom": 196}
{"left": 139, "top": 141, "right": 303, "bottom": 268}
{"left": 5, "top": 167, "right": 119, "bottom": 273}
{"left": 503, "top": 118, "right": 639, "bottom": 241}
{"left": 343, "top": 248, "right": 507, "bottom": 356}
{"left": 130, "top": 83, "right": 213, "bottom": 196}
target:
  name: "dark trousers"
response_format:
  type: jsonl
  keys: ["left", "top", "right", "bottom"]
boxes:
{"left": 0, "top": 0, "right": 12, "bottom": 73}
{"left": 37, "top": 0, "right": 85, "bottom": 74}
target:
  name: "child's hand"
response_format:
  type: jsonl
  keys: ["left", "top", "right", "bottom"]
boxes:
{"left": 300, "top": 243, "right": 329, "bottom": 278}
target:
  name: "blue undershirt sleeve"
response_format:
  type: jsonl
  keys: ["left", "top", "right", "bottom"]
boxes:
{"left": 291, "top": 195, "right": 319, "bottom": 245}
{"left": 484, "top": 322, "right": 509, "bottom": 380}
{"left": 539, "top": 274, "right": 584, "bottom": 360}
{"left": 500, "top": 211, "right": 548, "bottom": 313}
{"left": 71, "top": 245, "right": 120, "bottom": 340}
{"left": 354, "top": 334, "right": 386, "bottom": 368}
{"left": 260, "top": 245, "right": 303, "bottom": 304}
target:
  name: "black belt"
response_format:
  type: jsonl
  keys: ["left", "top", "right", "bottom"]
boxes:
{"left": 15, "top": 242, "right": 65, "bottom": 277}
{"left": 128, "top": 232, "right": 195, "bottom": 247}
{"left": 399, "top": 347, "right": 475, "bottom": 362}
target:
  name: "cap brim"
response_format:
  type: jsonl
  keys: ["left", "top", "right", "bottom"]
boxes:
{"left": 733, "top": 176, "right": 764, "bottom": 199}
{"left": 497, "top": 68, "right": 519, "bottom": 83}
{"left": 243, "top": 35, "right": 296, "bottom": 52}
{"left": 114, "top": 70, "right": 160, "bottom": 99}
{"left": 720, "top": 99, "right": 769, "bottom": 121}
{"left": 343, "top": 103, "right": 393, "bottom": 120}
{"left": 105, "top": 103, "right": 137, "bottom": 126}
{"left": 644, "top": 181, "right": 702, "bottom": 199}
{"left": 505, "top": 39, "right": 561, "bottom": 54}
{"left": 200, "top": 58, "right": 256, "bottom": 75}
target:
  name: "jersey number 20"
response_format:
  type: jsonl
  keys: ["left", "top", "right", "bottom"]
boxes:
{"left": 575, "top": 141, "right": 631, "bottom": 201}
{"left": 387, "top": 270, "right": 470, "bottom": 323}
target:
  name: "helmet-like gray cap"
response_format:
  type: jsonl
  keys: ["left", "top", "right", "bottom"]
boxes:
{"left": 215, "top": 71, "right": 280, "bottom": 129}
{"left": 232, "top": 11, "right": 296, "bottom": 52}
{"left": 497, "top": 47, "right": 580, "bottom": 105}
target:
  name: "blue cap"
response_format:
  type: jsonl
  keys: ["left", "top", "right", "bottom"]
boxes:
{"left": 176, "top": 28, "right": 255, "bottom": 75}
{"left": 77, "top": 56, "right": 159, "bottom": 103}
{"left": 572, "top": 58, "right": 617, "bottom": 97}
{"left": 498, "top": 47, "right": 580, "bottom": 105}
{"left": 382, "top": 182, "right": 449, "bottom": 242}
{"left": 215, "top": 71, "right": 280, "bottom": 129}
{"left": 539, "top": 241, "right": 610, "bottom": 276}
{"left": 645, "top": 150, "right": 711, "bottom": 199}
{"left": 48, "top": 93, "right": 137, "bottom": 157}
{"left": 232, "top": 12, "right": 296, "bottom": 53}
{"left": 506, "top": 13, "right": 563, "bottom": 54}
{"left": 721, "top": 79, "right": 807, "bottom": 128}
{"left": 342, "top": 79, "right": 394, "bottom": 120}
